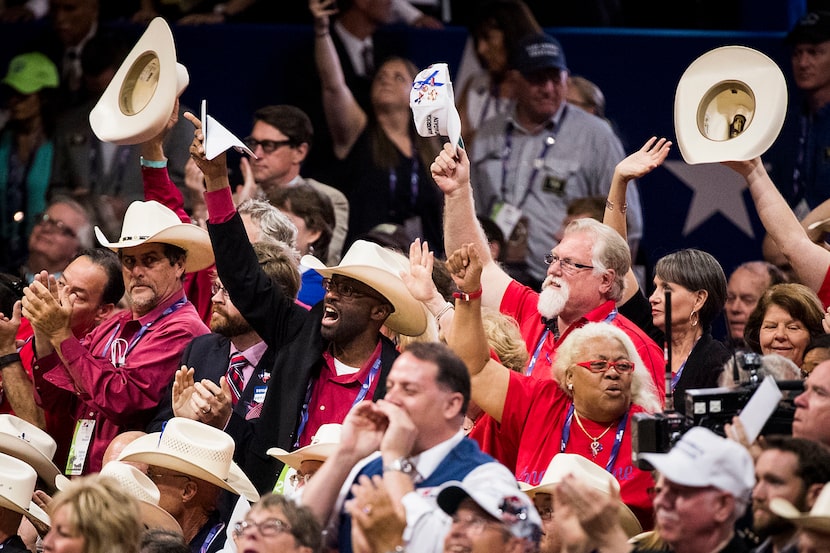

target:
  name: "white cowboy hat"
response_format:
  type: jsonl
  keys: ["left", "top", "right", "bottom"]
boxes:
{"left": 0, "top": 452, "right": 50, "bottom": 527}
{"left": 518, "top": 453, "right": 642, "bottom": 538}
{"left": 116, "top": 418, "right": 259, "bottom": 503}
{"left": 674, "top": 45, "right": 787, "bottom": 164}
{"left": 770, "top": 482, "right": 830, "bottom": 533}
{"left": 410, "top": 63, "right": 463, "bottom": 152}
{"left": 56, "top": 462, "right": 182, "bottom": 533}
{"left": 0, "top": 414, "right": 60, "bottom": 492}
{"left": 89, "top": 17, "right": 189, "bottom": 145}
{"left": 266, "top": 423, "right": 342, "bottom": 470}
{"left": 95, "top": 200, "right": 214, "bottom": 272}
{"left": 301, "top": 240, "right": 428, "bottom": 336}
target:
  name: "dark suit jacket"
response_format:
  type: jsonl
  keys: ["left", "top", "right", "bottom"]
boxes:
{"left": 146, "top": 334, "right": 273, "bottom": 465}
{"left": 208, "top": 212, "right": 399, "bottom": 494}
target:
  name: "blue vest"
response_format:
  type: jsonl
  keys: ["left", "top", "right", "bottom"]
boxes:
{"left": 337, "top": 437, "right": 495, "bottom": 553}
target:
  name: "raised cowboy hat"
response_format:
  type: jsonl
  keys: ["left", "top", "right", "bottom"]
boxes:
{"left": 674, "top": 45, "right": 787, "bottom": 164}
{"left": 89, "top": 17, "right": 189, "bottom": 145}
{"left": 301, "top": 240, "right": 428, "bottom": 336}
{"left": 57, "top": 461, "right": 182, "bottom": 534}
{"left": 0, "top": 452, "right": 50, "bottom": 527}
{"left": 117, "top": 418, "right": 259, "bottom": 503}
{"left": 0, "top": 414, "right": 60, "bottom": 492}
{"left": 518, "top": 454, "right": 642, "bottom": 538}
{"left": 95, "top": 200, "right": 214, "bottom": 272}
{"left": 770, "top": 482, "right": 830, "bottom": 533}
{"left": 266, "top": 423, "right": 342, "bottom": 470}
{"left": 410, "top": 63, "right": 463, "bottom": 153}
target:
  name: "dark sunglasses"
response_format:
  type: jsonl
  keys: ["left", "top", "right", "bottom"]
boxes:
{"left": 242, "top": 137, "right": 295, "bottom": 154}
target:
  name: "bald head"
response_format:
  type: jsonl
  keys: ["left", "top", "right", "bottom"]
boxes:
{"left": 103, "top": 430, "right": 148, "bottom": 472}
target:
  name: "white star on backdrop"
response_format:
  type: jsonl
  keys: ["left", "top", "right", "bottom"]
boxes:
{"left": 663, "top": 161, "right": 755, "bottom": 238}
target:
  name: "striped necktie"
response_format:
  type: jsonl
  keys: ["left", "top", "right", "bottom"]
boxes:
{"left": 227, "top": 352, "right": 247, "bottom": 405}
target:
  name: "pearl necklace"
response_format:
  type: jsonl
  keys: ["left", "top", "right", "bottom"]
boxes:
{"left": 573, "top": 411, "right": 616, "bottom": 458}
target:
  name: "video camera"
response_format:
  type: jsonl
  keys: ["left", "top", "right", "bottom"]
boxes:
{"left": 632, "top": 351, "right": 803, "bottom": 469}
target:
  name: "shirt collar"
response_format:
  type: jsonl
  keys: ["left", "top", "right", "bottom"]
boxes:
{"left": 409, "top": 429, "right": 465, "bottom": 480}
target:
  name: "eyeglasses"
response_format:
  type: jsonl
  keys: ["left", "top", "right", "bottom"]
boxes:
{"left": 322, "top": 277, "right": 384, "bottom": 302}
{"left": 242, "top": 137, "right": 294, "bottom": 154}
{"left": 450, "top": 514, "right": 507, "bottom": 536}
{"left": 211, "top": 282, "right": 229, "bottom": 298}
{"left": 288, "top": 472, "right": 314, "bottom": 487}
{"left": 33, "top": 212, "right": 77, "bottom": 239}
{"left": 544, "top": 253, "right": 594, "bottom": 273}
{"left": 146, "top": 472, "right": 191, "bottom": 484}
{"left": 233, "top": 519, "right": 293, "bottom": 538}
{"left": 575, "top": 359, "right": 635, "bottom": 373}
{"left": 537, "top": 507, "right": 554, "bottom": 521}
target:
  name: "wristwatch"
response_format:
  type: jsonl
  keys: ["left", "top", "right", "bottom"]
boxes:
{"left": 383, "top": 457, "right": 416, "bottom": 475}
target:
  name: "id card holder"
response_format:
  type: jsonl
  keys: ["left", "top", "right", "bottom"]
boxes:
{"left": 490, "top": 201, "right": 523, "bottom": 240}
{"left": 253, "top": 385, "right": 267, "bottom": 404}
{"left": 65, "top": 419, "right": 95, "bottom": 476}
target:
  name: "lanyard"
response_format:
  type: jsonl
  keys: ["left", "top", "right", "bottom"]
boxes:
{"left": 294, "top": 356, "right": 382, "bottom": 448}
{"left": 499, "top": 106, "right": 567, "bottom": 208}
{"left": 100, "top": 297, "right": 187, "bottom": 367}
{"left": 527, "top": 308, "right": 617, "bottom": 376}
{"left": 199, "top": 522, "right": 224, "bottom": 553}
{"left": 388, "top": 154, "right": 420, "bottom": 217}
{"left": 560, "top": 402, "right": 629, "bottom": 473}
{"left": 670, "top": 335, "right": 701, "bottom": 390}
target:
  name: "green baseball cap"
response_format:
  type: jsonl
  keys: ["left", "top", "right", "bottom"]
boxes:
{"left": 2, "top": 52, "right": 59, "bottom": 95}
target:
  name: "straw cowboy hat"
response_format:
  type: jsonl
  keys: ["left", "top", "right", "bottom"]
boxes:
{"left": 674, "top": 45, "right": 787, "bottom": 164}
{"left": 267, "top": 423, "right": 342, "bottom": 470}
{"left": 117, "top": 418, "right": 259, "bottom": 503}
{"left": 89, "top": 17, "right": 189, "bottom": 145}
{"left": 0, "top": 452, "right": 50, "bottom": 527}
{"left": 770, "top": 482, "right": 830, "bottom": 533}
{"left": 518, "top": 453, "right": 642, "bottom": 538}
{"left": 301, "top": 240, "right": 428, "bottom": 336}
{"left": 56, "top": 462, "right": 182, "bottom": 533}
{"left": 0, "top": 414, "right": 60, "bottom": 492}
{"left": 95, "top": 200, "right": 214, "bottom": 272}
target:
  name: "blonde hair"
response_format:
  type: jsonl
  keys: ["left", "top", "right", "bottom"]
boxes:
{"left": 481, "top": 307, "right": 528, "bottom": 372}
{"left": 552, "top": 322, "right": 661, "bottom": 413}
{"left": 49, "top": 474, "right": 142, "bottom": 553}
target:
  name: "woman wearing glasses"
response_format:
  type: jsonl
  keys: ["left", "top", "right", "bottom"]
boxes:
{"left": 445, "top": 242, "right": 661, "bottom": 532}
{"left": 604, "top": 138, "right": 732, "bottom": 416}
{"left": 231, "top": 493, "right": 321, "bottom": 553}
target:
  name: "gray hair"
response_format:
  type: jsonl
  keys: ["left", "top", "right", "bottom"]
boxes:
{"left": 552, "top": 322, "right": 661, "bottom": 413}
{"left": 655, "top": 249, "right": 727, "bottom": 329}
{"left": 50, "top": 194, "right": 94, "bottom": 250}
{"left": 563, "top": 218, "right": 630, "bottom": 302}
{"left": 237, "top": 198, "right": 297, "bottom": 247}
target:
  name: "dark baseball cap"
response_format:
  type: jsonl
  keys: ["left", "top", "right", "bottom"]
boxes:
{"left": 511, "top": 33, "right": 568, "bottom": 76}
{"left": 787, "top": 11, "right": 830, "bottom": 45}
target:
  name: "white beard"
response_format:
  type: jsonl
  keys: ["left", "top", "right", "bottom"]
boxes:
{"left": 537, "top": 277, "right": 570, "bottom": 319}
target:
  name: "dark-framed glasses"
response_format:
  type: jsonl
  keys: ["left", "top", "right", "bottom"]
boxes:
{"left": 233, "top": 518, "right": 293, "bottom": 538}
{"left": 210, "top": 282, "right": 229, "bottom": 298}
{"left": 242, "top": 137, "right": 294, "bottom": 154}
{"left": 322, "top": 277, "right": 382, "bottom": 301}
{"left": 33, "top": 212, "right": 77, "bottom": 239}
{"left": 575, "top": 359, "right": 635, "bottom": 373}
{"left": 543, "top": 253, "right": 594, "bottom": 273}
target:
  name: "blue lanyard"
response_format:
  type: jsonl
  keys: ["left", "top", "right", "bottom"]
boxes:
{"left": 670, "top": 336, "right": 700, "bottom": 390}
{"left": 499, "top": 106, "right": 567, "bottom": 208}
{"left": 528, "top": 308, "right": 617, "bottom": 376}
{"left": 294, "top": 356, "right": 382, "bottom": 448}
{"left": 99, "top": 297, "right": 187, "bottom": 367}
{"left": 560, "top": 402, "right": 629, "bottom": 473}
{"left": 199, "top": 522, "right": 224, "bottom": 553}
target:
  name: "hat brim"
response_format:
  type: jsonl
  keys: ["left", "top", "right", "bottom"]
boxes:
{"left": 0, "top": 495, "right": 50, "bottom": 527}
{"left": 138, "top": 500, "right": 183, "bottom": 533}
{"left": 95, "top": 224, "right": 214, "bottom": 273}
{"left": 266, "top": 443, "right": 338, "bottom": 471}
{"left": 301, "top": 256, "right": 427, "bottom": 336}
{"left": 770, "top": 497, "right": 830, "bottom": 533}
{"left": 118, "top": 445, "right": 259, "bottom": 503}
{"left": 674, "top": 45, "right": 787, "bottom": 164}
{"left": 89, "top": 18, "right": 184, "bottom": 145}
{"left": 0, "top": 442, "right": 60, "bottom": 493}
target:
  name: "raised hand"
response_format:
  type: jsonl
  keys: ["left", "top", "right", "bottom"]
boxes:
{"left": 430, "top": 143, "right": 471, "bottom": 197}
{"left": 446, "top": 243, "right": 483, "bottom": 294}
{"left": 615, "top": 136, "right": 671, "bottom": 182}
{"left": 401, "top": 239, "right": 437, "bottom": 303}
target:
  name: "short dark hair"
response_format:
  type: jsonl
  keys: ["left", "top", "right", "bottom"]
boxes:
{"left": 253, "top": 105, "right": 314, "bottom": 149}
{"left": 253, "top": 494, "right": 322, "bottom": 552}
{"left": 270, "top": 184, "right": 334, "bottom": 263}
{"left": 655, "top": 248, "right": 727, "bottom": 329}
{"left": 140, "top": 529, "right": 189, "bottom": 553}
{"left": 77, "top": 248, "right": 124, "bottom": 306}
{"left": 761, "top": 435, "right": 830, "bottom": 490}
{"left": 404, "top": 342, "right": 471, "bottom": 415}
